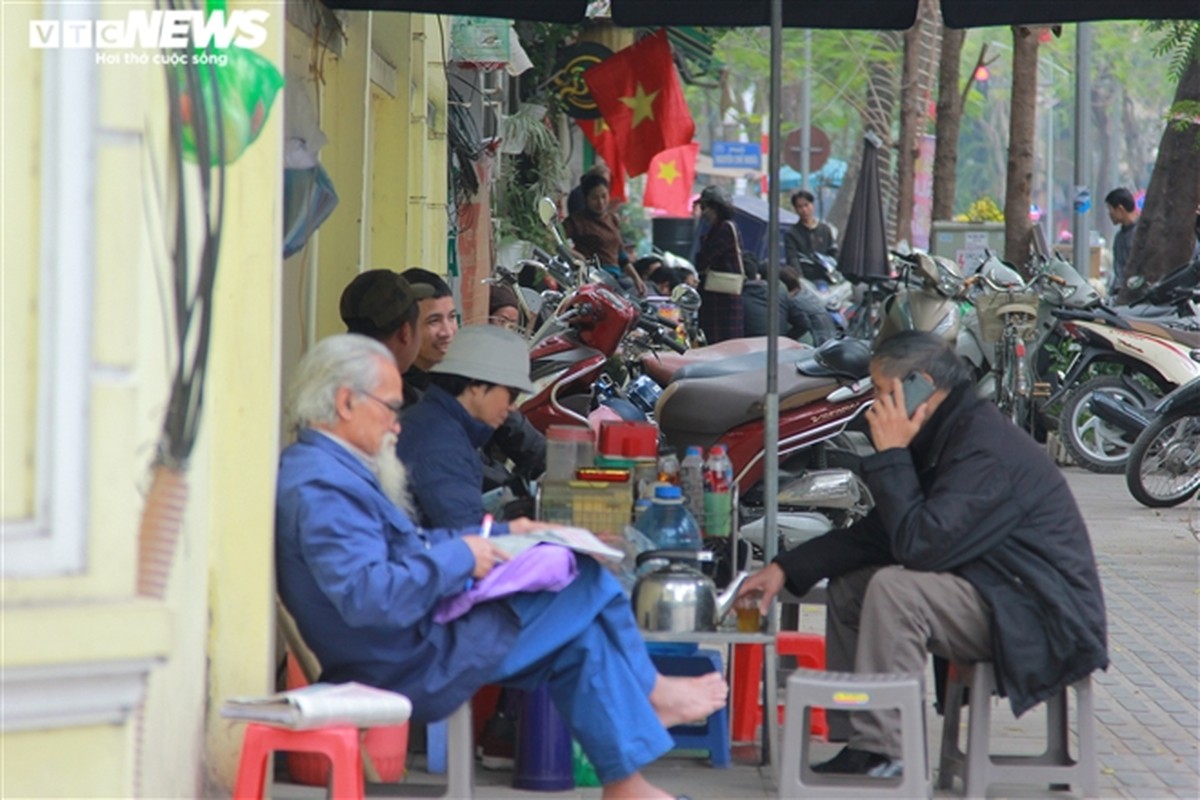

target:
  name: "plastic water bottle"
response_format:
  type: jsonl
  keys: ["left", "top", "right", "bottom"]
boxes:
{"left": 679, "top": 446, "right": 706, "bottom": 534}
{"left": 633, "top": 485, "right": 702, "bottom": 551}
{"left": 703, "top": 445, "right": 734, "bottom": 538}
{"left": 657, "top": 447, "right": 680, "bottom": 485}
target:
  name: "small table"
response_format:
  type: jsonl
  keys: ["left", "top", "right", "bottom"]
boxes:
{"left": 641, "top": 629, "right": 778, "bottom": 768}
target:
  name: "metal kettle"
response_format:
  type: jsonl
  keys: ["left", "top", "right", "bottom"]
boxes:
{"left": 631, "top": 549, "right": 749, "bottom": 633}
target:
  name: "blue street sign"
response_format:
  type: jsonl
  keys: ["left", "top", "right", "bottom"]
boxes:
{"left": 712, "top": 141, "right": 762, "bottom": 170}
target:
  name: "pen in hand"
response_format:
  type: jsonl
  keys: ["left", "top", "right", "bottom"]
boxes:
{"left": 480, "top": 513, "right": 494, "bottom": 539}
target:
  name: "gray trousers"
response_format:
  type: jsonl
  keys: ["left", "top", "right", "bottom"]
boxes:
{"left": 823, "top": 566, "right": 993, "bottom": 758}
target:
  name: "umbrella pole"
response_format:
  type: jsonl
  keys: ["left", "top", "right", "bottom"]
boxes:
{"left": 763, "top": 0, "right": 782, "bottom": 765}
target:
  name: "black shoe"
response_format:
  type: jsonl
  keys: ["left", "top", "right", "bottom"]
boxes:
{"left": 812, "top": 746, "right": 903, "bottom": 778}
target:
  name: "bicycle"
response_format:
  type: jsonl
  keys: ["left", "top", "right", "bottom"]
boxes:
{"left": 967, "top": 272, "right": 1042, "bottom": 432}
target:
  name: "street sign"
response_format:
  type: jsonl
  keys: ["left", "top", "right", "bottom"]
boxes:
{"left": 712, "top": 141, "right": 762, "bottom": 170}
{"left": 783, "top": 126, "right": 830, "bottom": 174}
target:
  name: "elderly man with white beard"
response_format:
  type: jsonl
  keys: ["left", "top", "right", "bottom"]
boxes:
{"left": 275, "top": 334, "right": 727, "bottom": 800}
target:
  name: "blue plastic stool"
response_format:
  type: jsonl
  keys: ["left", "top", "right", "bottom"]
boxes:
{"left": 649, "top": 648, "right": 731, "bottom": 768}
{"left": 426, "top": 719, "right": 448, "bottom": 774}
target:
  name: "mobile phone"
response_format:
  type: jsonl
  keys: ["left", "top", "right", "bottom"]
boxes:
{"left": 900, "top": 371, "right": 936, "bottom": 418}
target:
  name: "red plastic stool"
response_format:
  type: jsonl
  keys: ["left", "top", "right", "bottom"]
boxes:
{"left": 283, "top": 654, "right": 409, "bottom": 785}
{"left": 233, "top": 723, "right": 363, "bottom": 799}
{"left": 732, "top": 632, "right": 828, "bottom": 742}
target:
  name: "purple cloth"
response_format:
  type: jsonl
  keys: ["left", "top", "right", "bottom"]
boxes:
{"left": 433, "top": 544, "right": 578, "bottom": 623}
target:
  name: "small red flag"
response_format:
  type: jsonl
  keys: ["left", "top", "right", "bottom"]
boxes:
{"left": 583, "top": 30, "right": 695, "bottom": 178}
{"left": 576, "top": 117, "right": 627, "bottom": 203}
{"left": 643, "top": 142, "right": 699, "bottom": 217}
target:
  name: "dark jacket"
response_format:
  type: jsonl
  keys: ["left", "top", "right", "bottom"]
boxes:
{"left": 784, "top": 220, "right": 837, "bottom": 268}
{"left": 482, "top": 409, "right": 547, "bottom": 492}
{"left": 404, "top": 370, "right": 544, "bottom": 499}
{"left": 402, "top": 366, "right": 431, "bottom": 410}
{"left": 396, "top": 385, "right": 494, "bottom": 529}
{"left": 742, "top": 280, "right": 836, "bottom": 343}
{"left": 774, "top": 383, "right": 1108, "bottom": 717}
{"left": 696, "top": 218, "right": 745, "bottom": 343}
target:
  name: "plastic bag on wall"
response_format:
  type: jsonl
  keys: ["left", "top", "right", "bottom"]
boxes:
{"left": 179, "top": 46, "right": 284, "bottom": 166}
{"left": 283, "top": 165, "right": 338, "bottom": 258}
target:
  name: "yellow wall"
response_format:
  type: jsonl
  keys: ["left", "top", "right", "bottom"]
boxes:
{"left": 300, "top": 11, "right": 449, "bottom": 346}
{"left": 2, "top": 2, "right": 448, "bottom": 795}
{"left": 281, "top": 10, "right": 449, "bottom": 406}
{"left": 1, "top": 0, "right": 281, "bottom": 796}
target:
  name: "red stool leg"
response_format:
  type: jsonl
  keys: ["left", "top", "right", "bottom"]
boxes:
{"left": 233, "top": 724, "right": 273, "bottom": 800}
{"left": 776, "top": 633, "right": 829, "bottom": 741}
{"left": 731, "top": 643, "right": 764, "bottom": 741}
{"left": 322, "top": 727, "right": 365, "bottom": 799}
{"left": 233, "top": 724, "right": 364, "bottom": 800}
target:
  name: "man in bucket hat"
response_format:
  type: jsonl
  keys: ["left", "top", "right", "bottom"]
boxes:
{"left": 397, "top": 325, "right": 537, "bottom": 529}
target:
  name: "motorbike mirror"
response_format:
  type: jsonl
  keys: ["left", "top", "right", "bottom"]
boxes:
{"left": 539, "top": 289, "right": 564, "bottom": 313}
{"left": 537, "top": 197, "right": 558, "bottom": 227}
{"left": 670, "top": 284, "right": 702, "bottom": 313}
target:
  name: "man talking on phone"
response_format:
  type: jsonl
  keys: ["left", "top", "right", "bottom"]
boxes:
{"left": 738, "top": 331, "right": 1107, "bottom": 778}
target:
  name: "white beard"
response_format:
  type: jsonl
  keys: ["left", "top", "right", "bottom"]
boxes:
{"left": 374, "top": 433, "right": 415, "bottom": 518}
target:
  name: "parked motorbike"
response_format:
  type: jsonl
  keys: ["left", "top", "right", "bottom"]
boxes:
{"left": 875, "top": 251, "right": 964, "bottom": 346}
{"left": 654, "top": 336, "right": 875, "bottom": 505}
{"left": 519, "top": 281, "right": 684, "bottom": 431}
{"left": 795, "top": 252, "right": 854, "bottom": 330}
{"left": 1051, "top": 305, "right": 1200, "bottom": 472}
{"left": 1124, "top": 376, "right": 1200, "bottom": 508}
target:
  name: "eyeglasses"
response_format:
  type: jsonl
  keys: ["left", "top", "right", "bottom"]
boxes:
{"left": 488, "top": 314, "right": 520, "bottom": 330}
{"left": 361, "top": 391, "right": 403, "bottom": 421}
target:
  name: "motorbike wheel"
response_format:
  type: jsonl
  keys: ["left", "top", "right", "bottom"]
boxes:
{"left": 1125, "top": 410, "right": 1200, "bottom": 508}
{"left": 1057, "top": 376, "right": 1148, "bottom": 474}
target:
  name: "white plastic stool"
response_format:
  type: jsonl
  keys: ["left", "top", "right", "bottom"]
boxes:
{"left": 779, "top": 669, "right": 930, "bottom": 799}
{"left": 937, "top": 662, "right": 1097, "bottom": 799}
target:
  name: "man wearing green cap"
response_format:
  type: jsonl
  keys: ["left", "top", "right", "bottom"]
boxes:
{"left": 397, "top": 325, "right": 537, "bottom": 529}
{"left": 338, "top": 269, "right": 434, "bottom": 375}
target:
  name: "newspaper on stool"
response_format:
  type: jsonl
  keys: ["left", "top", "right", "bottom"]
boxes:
{"left": 221, "top": 682, "right": 412, "bottom": 730}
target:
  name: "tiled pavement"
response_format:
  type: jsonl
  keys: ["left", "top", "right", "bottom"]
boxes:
{"left": 276, "top": 469, "right": 1198, "bottom": 799}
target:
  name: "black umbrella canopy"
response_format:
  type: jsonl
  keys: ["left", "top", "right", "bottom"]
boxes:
{"left": 321, "top": 1, "right": 1198, "bottom": 28}
{"left": 836, "top": 134, "right": 889, "bottom": 281}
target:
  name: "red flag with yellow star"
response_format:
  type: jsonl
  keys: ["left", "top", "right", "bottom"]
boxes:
{"left": 583, "top": 30, "right": 695, "bottom": 177}
{"left": 643, "top": 142, "right": 698, "bottom": 216}
{"left": 576, "top": 117, "right": 626, "bottom": 202}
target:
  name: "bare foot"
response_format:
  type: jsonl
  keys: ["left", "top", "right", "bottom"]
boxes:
{"left": 601, "top": 772, "right": 673, "bottom": 800}
{"left": 650, "top": 672, "right": 728, "bottom": 729}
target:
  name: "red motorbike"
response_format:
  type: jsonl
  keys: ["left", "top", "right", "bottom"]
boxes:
{"left": 520, "top": 282, "right": 684, "bottom": 431}
{"left": 646, "top": 336, "right": 876, "bottom": 505}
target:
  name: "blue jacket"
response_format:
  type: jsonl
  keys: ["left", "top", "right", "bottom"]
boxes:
{"left": 397, "top": 385, "right": 495, "bottom": 529}
{"left": 275, "top": 429, "right": 520, "bottom": 721}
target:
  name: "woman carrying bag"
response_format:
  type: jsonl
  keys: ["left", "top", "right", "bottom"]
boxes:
{"left": 695, "top": 185, "right": 746, "bottom": 343}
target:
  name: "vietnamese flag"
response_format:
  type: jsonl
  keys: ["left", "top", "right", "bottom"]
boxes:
{"left": 583, "top": 30, "right": 695, "bottom": 178}
{"left": 576, "top": 117, "right": 627, "bottom": 203}
{"left": 644, "top": 142, "right": 699, "bottom": 216}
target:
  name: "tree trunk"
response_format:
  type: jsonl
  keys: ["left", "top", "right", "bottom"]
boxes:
{"left": 1003, "top": 26, "right": 1040, "bottom": 267}
{"left": 932, "top": 27, "right": 967, "bottom": 221}
{"left": 895, "top": 0, "right": 940, "bottom": 247}
{"left": 1124, "top": 57, "right": 1200, "bottom": 294}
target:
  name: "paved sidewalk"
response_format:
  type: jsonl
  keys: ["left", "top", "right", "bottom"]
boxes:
{"left": 278, "top": 469, "right": 1198, "bottom": 799}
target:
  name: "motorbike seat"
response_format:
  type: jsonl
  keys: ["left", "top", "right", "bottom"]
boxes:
{"left": 657, "top": 366, "right": 847, "bottom": 444}
{"left": 640, "top": 337, "right": 808, "bottom": 385}
{"left": 1126, "top": 319, "right": 1200, "bottom": 349}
